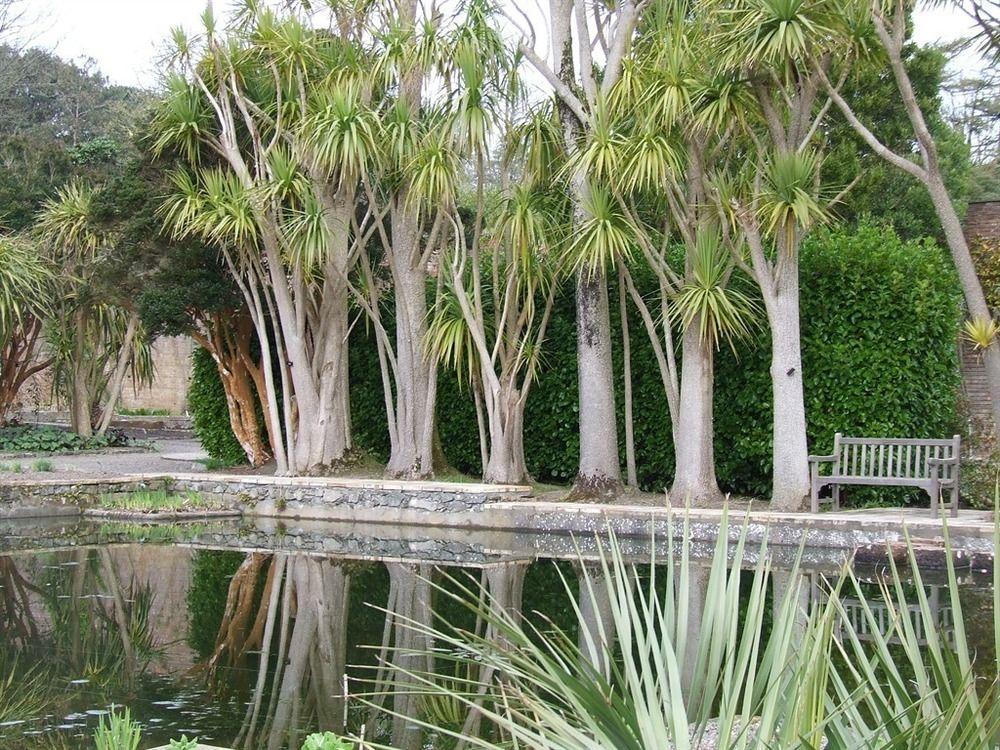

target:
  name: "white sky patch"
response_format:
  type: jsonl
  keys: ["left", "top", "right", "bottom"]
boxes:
{"left": 21, "top": 0, "right": 992, "bottom": 88}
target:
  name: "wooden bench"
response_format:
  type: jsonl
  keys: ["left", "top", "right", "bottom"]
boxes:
{"left": 809, "top": 434, "right": 961, "bottom": 516}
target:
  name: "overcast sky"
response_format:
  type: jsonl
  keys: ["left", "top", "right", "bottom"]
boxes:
{"left": 26, "top": 0, "right": 984, "bottom": 89}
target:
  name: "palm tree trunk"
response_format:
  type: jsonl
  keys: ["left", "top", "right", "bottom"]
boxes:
{"left": 671, "top": 319, "right": 723, "bottom": 503}
{"left": 765, "top": 274, "right": 810, "bottom": 510}
{"left": 574, "top": 268, "right": 622, "bottom": 497}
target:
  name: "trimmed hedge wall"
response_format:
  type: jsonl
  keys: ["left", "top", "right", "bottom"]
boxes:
{"left": 188, "top": 347, "right": 247, "bottom": 466}
{"left": 192, "top": 224, "right": 963, "bottom": 503}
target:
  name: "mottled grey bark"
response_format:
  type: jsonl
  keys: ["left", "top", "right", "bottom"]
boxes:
{"left": 671, "top": 320, "right": 723, "bottom": 503}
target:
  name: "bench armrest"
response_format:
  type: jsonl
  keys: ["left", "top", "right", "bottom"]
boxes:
{"left": 808, "top": 453, "right": 836, "bottom": 463}
{"left": 926, "top": 457, "right": 958, "bottom": 466}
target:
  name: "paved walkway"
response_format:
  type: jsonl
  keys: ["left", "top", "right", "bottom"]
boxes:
{"left": 0, "top": 439, "right": 209, "bottom": 480}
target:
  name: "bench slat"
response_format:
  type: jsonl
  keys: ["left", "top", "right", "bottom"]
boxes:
{"left": 838, "top": 437, "right": 957, "bottom": 447}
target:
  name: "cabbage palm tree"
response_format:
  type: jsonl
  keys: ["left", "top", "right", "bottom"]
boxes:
{"left": 428, "top": 101, "right": 567, "bottom": 484}
{"left": 157, "top": 4, "right": 374, "bottom": 474}
{"left": 350, "top": 0, "right": 458, "bottom": 479}
{"left": 508, "top": 0, "right": 645, "bottom": 498}
{"left": 35, "top": 183, "right": 152, "bottom": 437}
{"left": 599, "top": 7, "right": 760, "bottom": 503}
{"left": 694, "top": 0, "right": 847, "bottom": 510}
{"left": 0, "top": 235, "right": 54, "bottom": 424}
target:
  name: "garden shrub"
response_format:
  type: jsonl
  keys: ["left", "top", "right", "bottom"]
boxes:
{"left": 191, "top": 224, "right": 963, "bottom": 505}
{"left": 187, "top": 347, "right": 247, "bottom": 466}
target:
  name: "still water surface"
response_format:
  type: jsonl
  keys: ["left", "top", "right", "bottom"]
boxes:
{"left": 0, "top": 517, "right": 994, "bottom": 749}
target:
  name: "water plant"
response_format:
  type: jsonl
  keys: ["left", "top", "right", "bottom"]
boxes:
{"left": 362, "top": 507, "right": 1000, "bottom": 749}
{"left": 93, "top": 707, "right": 141, "bottom": 750}
{"left": 301, "top": 732, "right": 354, "bottom": 750}
{"left": 168, "top": 737, "right": 199, "bottom": 749}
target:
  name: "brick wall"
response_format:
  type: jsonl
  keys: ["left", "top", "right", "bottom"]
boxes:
{"left": 966, "top": 200, "right": 1000, "bottom": 243}
{"left": 962, "top": 201, "right": 1000, "bottom": 433}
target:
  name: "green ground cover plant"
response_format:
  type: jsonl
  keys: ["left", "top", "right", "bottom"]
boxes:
{"left": 0, "top": 424, "right": 132, "bottom": 454}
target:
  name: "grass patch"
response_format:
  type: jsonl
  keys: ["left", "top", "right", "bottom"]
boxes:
{"left": 117, "top": 407, "right": 172, "bottom": 416}
{"left": 0, "top": 462, "right": 23, "bottom": 473}
{"left": 198, "top": 456, "right": 242, "bottom": 471}
{"left": 31, "top": 459, "right": 54, "bottom": 472}
{"left": 98, "top": 489, "right": 216, "bottom": 513}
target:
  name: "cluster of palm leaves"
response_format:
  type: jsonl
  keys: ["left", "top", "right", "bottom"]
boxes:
{"left": 33, "top": 182, "right": 153, "bottom": 437}
{"left": 357, "top": 508, "right": 999, "bottom": 749}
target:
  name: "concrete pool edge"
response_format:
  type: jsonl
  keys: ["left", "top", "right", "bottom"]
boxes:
{"left": 0, "top": 472, "right": 995, "bottom": 564}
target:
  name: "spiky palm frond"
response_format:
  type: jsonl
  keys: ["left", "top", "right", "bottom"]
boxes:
{"left": 715, "top": 0, "right": 842, "bottom": 68}
{"left": 567, "top": 107, "right": 630, "bottom": 186}
{"left": 425, "top": 283, "right": 480, "bottom": 387}
{"left": 283, "top": 190, "right": 331, "bottom": 272}
{"left": 35, "top": 182, "right": 106, "bottom": 263}
{"left": 301, "top": 84, "right": 378, "bottom": 184}
{"left": 406, "top": 137, "right": 461, "bottom": 210}
{"left": 504, "top": 105, "right": 564, "bottom": 188}
{"left": 964, "top": 316, "right": 1000, "bottom": 351}
{"left": 0, "top": 236, "right": 54, "bottom": 338}
{"left": 670, "top": 230, "right": 760, "bottom": 352}
{"left": 150, "top": 74, "right": 212, "bottom": 164}
{"left": 565, "top": 187, "right": 636, "bottom": 279}
{"left": 760, "top": 150, "right": 827, "bottom": 245}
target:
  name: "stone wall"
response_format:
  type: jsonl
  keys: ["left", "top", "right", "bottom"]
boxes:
{"left": 15, "top": 335, "right": 194, "bottom": 416}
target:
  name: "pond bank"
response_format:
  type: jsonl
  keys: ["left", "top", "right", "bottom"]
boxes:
{"left": 0, "top": 471, "right": 994, "bottom": 568}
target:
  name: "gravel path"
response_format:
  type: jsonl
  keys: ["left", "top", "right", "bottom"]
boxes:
{"left": 0, "top": 439, "right": 209, "bottom": 481}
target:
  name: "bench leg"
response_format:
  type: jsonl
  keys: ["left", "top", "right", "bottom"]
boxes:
{"left": 950, "top": 483, "right": 959, "bottom": 518}
{"left": 928, "top": 479, "right": 940, "bottom": 517}
{"left": 832, "top": 484, "right": 841, "bottom": 512}
{"left": 810, "top": 464, "right": 819, "bottom": 513}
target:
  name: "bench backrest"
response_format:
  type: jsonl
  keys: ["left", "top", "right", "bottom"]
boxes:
{"left": 834, "top": 434, "right": 961, "bottom": 481}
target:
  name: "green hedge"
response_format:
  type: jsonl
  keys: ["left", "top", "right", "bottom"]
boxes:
{"left": 187, "top": 347, "right": 247, "bottom": 466}
{"left": 191, "top": 224, "right": 963, "bottom": 504}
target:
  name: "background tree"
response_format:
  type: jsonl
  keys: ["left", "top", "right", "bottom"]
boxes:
{"left": 0, "top": 46, "right": 140, "bottom": 232}
{"left": 36, "top": 182, "right": 152, "bottom": 437}
{"left": 822, "top": 0, "right": 1000, "bottom": 441}
{"left": 823, "top": 41, "right": 973, "bottom": 237}
{"left": 0, "top": 234, "right": 53, "bottom": 423}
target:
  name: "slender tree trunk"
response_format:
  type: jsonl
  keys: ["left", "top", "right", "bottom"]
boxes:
{"left": 764, "top": 272, "right": 810, "bottom": 510}
{"left": 670, "top": 319, "right": 723, "bottom": 503}
{"left": 70, "top": 309, "right": 93, "bottom": 437}
{"left": 618, "top": 266, "right": 638, "bottom": 487}
{"left": 96, "top": 313, "right": 141, "bottom": 436}
{"left": 574, "top": 268, "right": 622, "bottom": 497}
